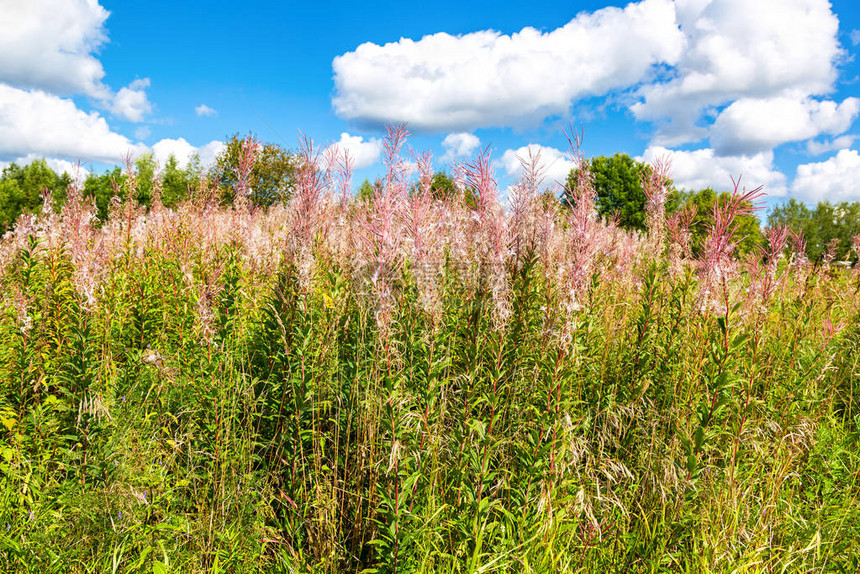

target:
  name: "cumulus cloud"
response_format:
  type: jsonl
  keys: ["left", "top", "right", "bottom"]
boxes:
{"left": 0, "top": 0, "right": 110, "bottom": 98}
{"left": 710, "top": 96, "right": 860, "bottom": 155}
{"left": 441, "top": 133, "right": 481, "bottom": 162}
{"left": 641, "top": 145, "right": 787, "bottom": 196}
{"left": 791, "top": 149, "right": 860, "bottom": 203}
{"left": 0, "top": 84, "right": 142, "bottom": 164}
{"left": 332, "top": 0, "right": 851, "bottom": 164}
{"left": 0, "top": 0, "right": 152, "bottom": 123}
{"left": 633, "top": 0, "right": 844, "bottom": 147}
{"left": 0, "top": 0, "right": 161, "bottom": 165}
{"left": 196, "top": 141, "right": 226, "bottom": 167}
{"left": 501, "top": 145, "right": 577, "bottom": 188}
{"left": 151, "top": 137, "right": 224, "bottom": 169}
{"left": 195, "top": 104, "right": 218, "bottom": 117}
{"left": 851, "top": 29, "right": 860, "bottom": 46}
{"left": 45, "top": 158, "right": 90, "bottom": 179}
{"left": 332, "top": 0, "right": 683, "bottom": 131}
{"left": 110, "top": 78, "right": 152, "bottom": 122}
{"left": 806, "top": 135, "right": 856, "bottom": 156}
{"left": 4, "top": 155, "right": 91, "bottom": 180}
{"left": 325, "top": 133, "right": 382, "bottom": 169}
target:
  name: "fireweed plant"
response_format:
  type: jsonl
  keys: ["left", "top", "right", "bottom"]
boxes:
{"left": 0, "top": 126, "right": 858, "bottom": 573}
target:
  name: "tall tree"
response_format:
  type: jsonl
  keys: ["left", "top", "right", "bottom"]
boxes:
{"left": 357, "top": 178, "right": 380, "bottom": 202}
{"left": 676, "top": 188, "right": 763, "bottom": 256}
{"left": 210, "top": 134, "right": 297, "bottom": 207}
{"left": 810, "top": 202, "right": 860, "bottom": 261}
{"left": 78, "top": 153, "right": 201, "bottom": 221}
{"left": 428, "top": 172, "right": 478, "bottom": 208}
{"left": 768, "top": 199, "right": 860, "bottom": 262}
{"left": 564, "top": 153, "right": 651, "bottom": 231}
{"left": 768, "top": 198, "right": 817, "bottom": 256}
{"left": 159, "top": 154, "right": 200, "bottom": 207}
{"left": 0, "top": 160, "right": 71, "bottom": 234}
{"left": 83, "top": 166, "right": 128, "bottom": 221}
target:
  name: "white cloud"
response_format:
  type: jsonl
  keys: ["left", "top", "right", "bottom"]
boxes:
{"left": 806, "top": 134, "right": 856, "bottom": 156}
{"left": 325, "top": 133, "right": 382, "bottom": 169}
{"left": 47, "top": 158, "right": 89, "bottom": 178}
{"left": 710, "top": 96, "right": 860, "bottom": 155}
{"left": 4, "top": 155, "right": 91, "bottom": 180}
{"left": 791, "top": 149, "right": 860, "bottom": 203}
{"left": 197, "top": 141, "right": 225, "bottom": 167}
{"left": 501, "top": 144, "right": 577, "bottom": 188}
{"left": 641, "top": 145, "right": 787, "bottom": 196}
{"left": 151, "top": 138, "right": 195, "bottom": 168}
{"left": 331, "top": 0, "right": 850, "bottom": 164}
{"left": 135, "top": 126, "right": 152, "bottom": 141}
{"left": 151, "top": 137, "right": 224, "bottom": 169}
{"left": 851, "top": 29, "right": 860, "bottom": 46}
{"left": 441, "top": 132, "right": 480, "bottom": 162}
{"left": 0, "top": 0, "right": 110, "bottom": 98}
{"left": 332, "top": 0, "right": 683, "bottom": 130}
{"left": 46, "top": 157, "right": 90, "bottom": 179}
{"left": 110, "top": 78, "right": 152, "bottom": 122}
{"left": 195, "top": 104, "right": 218, "bottom": 117}
{"left": 0, "top": 0, "right": 165, "bottom": 165}
{"left": 0, "top": 84, "right": 142, "bottom": 164}
{"left": 633, "top": 0, "right": 843, "bottom": 147}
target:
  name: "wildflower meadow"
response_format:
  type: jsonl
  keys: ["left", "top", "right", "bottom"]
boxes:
{"left": 0, "top": 126, "right": 858, "bottom": 572}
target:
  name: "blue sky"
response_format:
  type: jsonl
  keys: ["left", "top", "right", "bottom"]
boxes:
{"left": 2, "top": 0, "right": 860, "bottom": 208}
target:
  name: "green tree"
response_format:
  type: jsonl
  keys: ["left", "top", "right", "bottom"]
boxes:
{"left": 427, "top": 172, "right": 478, "bottom": 208}
{"left": 810, "top": 202, "right": 860, "bottom": 262}
{"left": 0, "top": 159, "right": 71, "bottom": 234}
{"left": 676, "top": 188, "right": 763, "bottom": 256}
{"left": 81, "top": 154, "right": 200, "bottom": 221}
{"left": 564, "top": 153, "right": 651, "bottom": 231}
{"left": 357, "top": 178, "right": 380, "bottom": 203}
{"left": 429, "top": 172, "right": 457, "bottom": 201}
{"left": 768, "top": 198, "right": 817, "bottom": 257}
{"left": 82, "top": 167, "right": 123, "bottom": 221}
{"left": 159, "top": 154, "right": 199, "bottom": 207}
{"left": 211, "top": 134, "right": 297, "bottom": 207}
{"left": 768, "top": 199, "right": 860, "bottom": 262}
{"left": 132, "top": 154, "right": 158, "bottom": 207}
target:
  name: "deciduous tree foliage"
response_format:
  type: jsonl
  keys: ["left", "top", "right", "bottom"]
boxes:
{"left": 82, "top": 154, "right": 200, "bottom": 220}
{"left": 563, "top": 155, "right": 764, "bottom": 256}
{"left": 563, "top": 153, "right": 689, "bottom": 232}
{"left": 428, "top": 172, "right": 478, "bottom": 208}
{"left": 357, "top": 178, "right": 380, "bottom": 203}
{"left": 0, "top": 160, "right": 71, "bottom": 234}
{"left": 210, "top": 134, "right": 297, "bottom": 207}
{"left": 564, "top": 153, "right": 652, "bottom": 231}
{"left": 676, "top": 187, "right": 763, "bottom": 257}
{"left": 769, "top": 198, "right": 860, "bottom": 262}
{"left": 364, "top": 172, "right": 478, "bottom": 208}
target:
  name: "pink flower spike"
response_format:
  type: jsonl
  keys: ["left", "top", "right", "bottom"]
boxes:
{"left": 822, "top": 317, "right": 846, "bottom": 344}
{"left": 234, "top": 136, "right": 261, "bottom": 200}
{"left": 463, "top": 146, "right": 497, "bottom": 216}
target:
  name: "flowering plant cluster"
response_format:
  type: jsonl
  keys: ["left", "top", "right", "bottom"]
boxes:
{"left": 0, "top": 127, "right": 857, "bottom": 572}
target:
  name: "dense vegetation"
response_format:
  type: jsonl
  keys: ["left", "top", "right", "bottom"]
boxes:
{"left": 0, "top": 135, "right": 294, "bottom": 233}
{"left": 0, "top": 128, "right": 859, "bottom": 572}
{"left": 4, "top": 147, "right": 860, "bottom": 263}
{"left": 563, "top": 152, "right": 860, "bottom": 260}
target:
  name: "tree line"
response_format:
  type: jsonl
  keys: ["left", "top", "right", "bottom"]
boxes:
{"left": 563, "top": 153, "right": 859, "bottom": 261}
{"left": 0, "top": 134, "right": 296, "bottom": 235}
{"left": 1, "top": 142, "right": 857, "bottom": 262}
